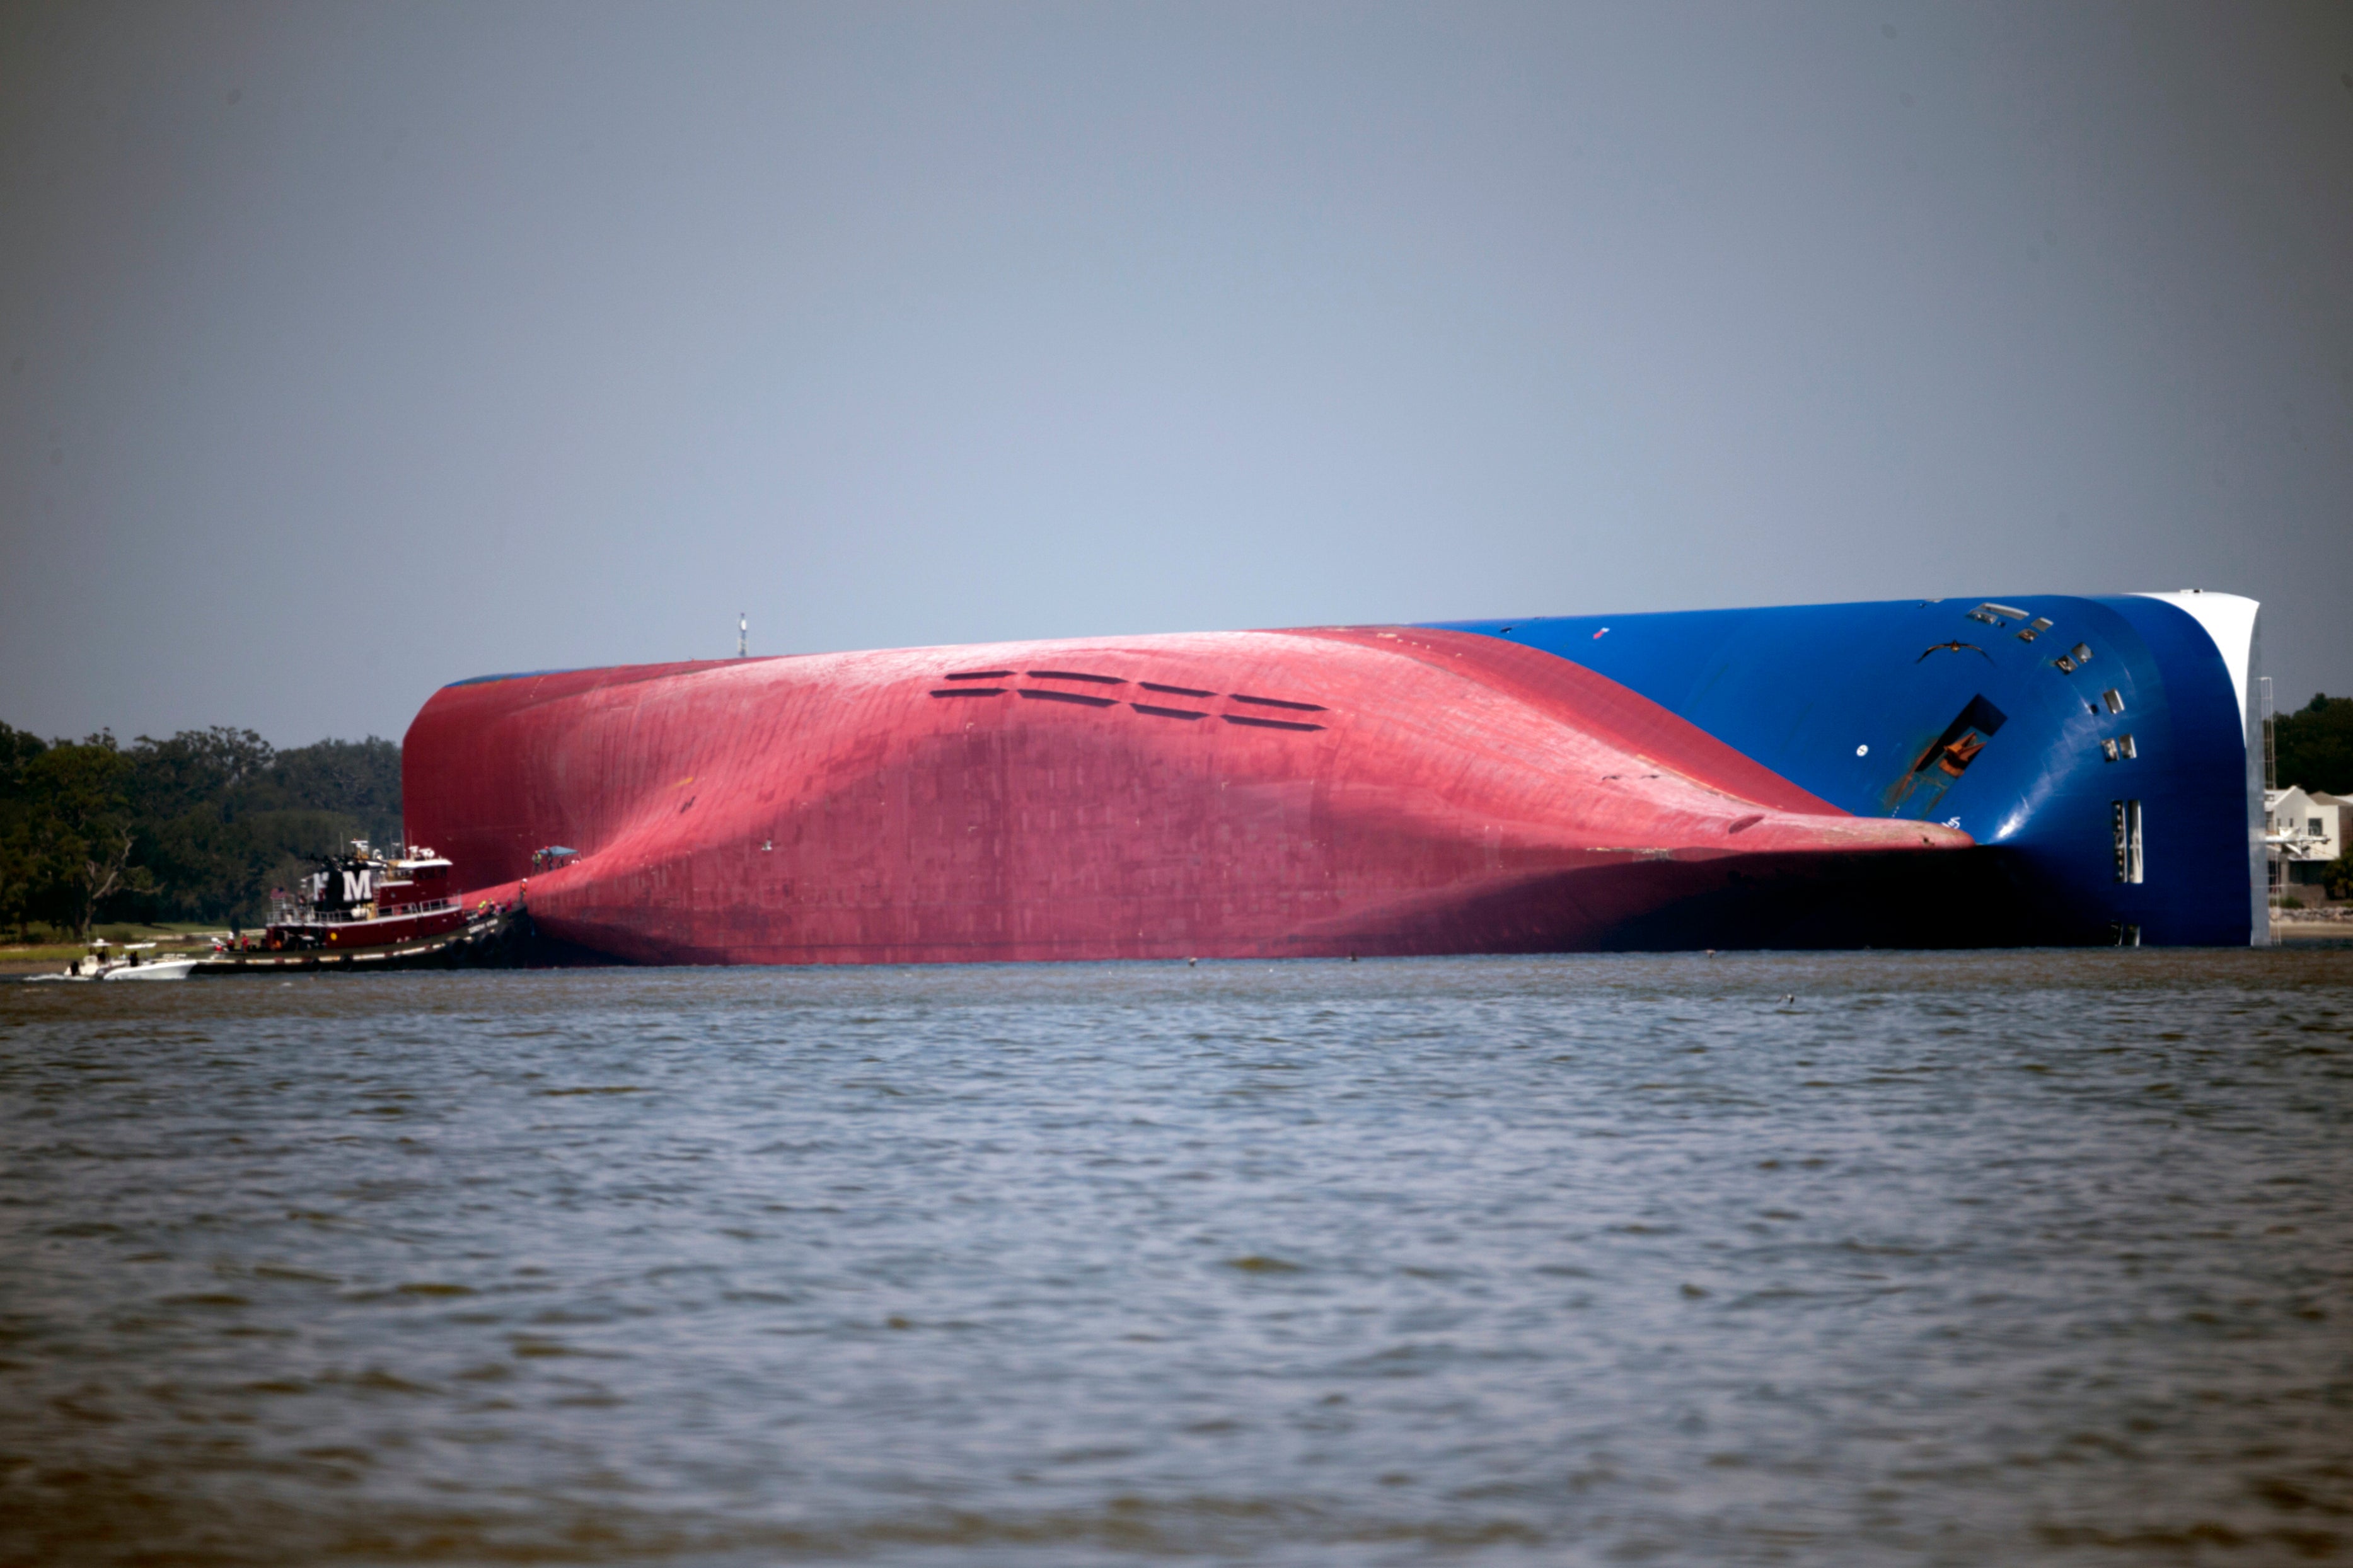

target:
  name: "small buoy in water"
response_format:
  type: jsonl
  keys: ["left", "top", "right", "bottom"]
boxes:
{"left": 1704, "top": 949, "right": 1716, "bottom": 957}
{"left": 1188, "top": 956, "right": 1197, "bottom": 967}
{"left": 1783, "top": 994, "right": 1795, "bottom": 1003}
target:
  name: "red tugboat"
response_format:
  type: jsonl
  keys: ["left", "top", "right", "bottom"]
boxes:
{"left": 262, "top": 841, "right": 471, "bottom": 952}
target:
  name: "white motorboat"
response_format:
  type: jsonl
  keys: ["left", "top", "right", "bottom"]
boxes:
{"left": 23, "top": 940, "right": 200, "bottom": 983}
{"left": 101, "top": 954, "right": 200, "bottom": 981}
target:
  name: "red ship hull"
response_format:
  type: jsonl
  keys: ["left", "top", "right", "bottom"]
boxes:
{"left": 402, "top": 627, "right": 1972, "bottom": 964}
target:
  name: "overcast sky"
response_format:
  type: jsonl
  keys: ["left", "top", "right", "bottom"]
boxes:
{"left": 3, "top": 1, "right": 2349, "bottom": 746}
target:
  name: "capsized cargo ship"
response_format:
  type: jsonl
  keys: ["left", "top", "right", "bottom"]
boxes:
{"left": 402, "top": 592, "right": 2264, "bottom": 962}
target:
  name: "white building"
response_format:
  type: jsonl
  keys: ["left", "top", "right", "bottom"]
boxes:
{"left": 2265, "top": 786, "right": 2347, "bottom": 887}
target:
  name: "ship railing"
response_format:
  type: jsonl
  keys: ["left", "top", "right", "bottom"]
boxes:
{"left": 272, "top": 897, "right": 458, "bottom": 928}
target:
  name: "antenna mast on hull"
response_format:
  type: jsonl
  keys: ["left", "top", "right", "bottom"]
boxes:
{"left": 737, "top": 613, "right": 748, "bottom": 660}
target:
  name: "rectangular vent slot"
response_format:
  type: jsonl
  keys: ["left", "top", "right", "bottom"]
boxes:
{"left": 2102, "top": 689, "right": 2125, "bottom": 713}
{"left": 2071, "top": 643, "right": 2093, "bottom": 663}
{"left": 1232, "top": 694, "right": 1328, "bottom": 712}
{"left": 930, "top": 688, "right": 1006, "bottom": 698}
{"left": 2017, "top": 617, "right": 2053, "bottom": 642}
{"left": 1019, "top": 689, "right": 1117, "bottom": 708}
{"left": 944, "top": 670, "right": 1013, "bottom": 681}
{"left": 1027, "top": 670, "right": 1124, "bottom": 684}
{"left": 2101, "top": 738, "right": 2120, "bottom": 763}
{"left": 1224, "top": 714, "right": 1324, "bottom": 732}
{"left": 1967, "top": 601, "right": 2032, "bottom": 626}
{"left": 1140, "top": 681, "right": 1215, "bottom": 698}
{"left": 2118, "top": 733, "right": 2136, "bottom": 759}
{"left": 1132, "top": 703, "right": 1209, "bottom": 720}
{"left": 2052, "top": 655, "right": 2078, "bottom": 673}
{"left": 2112, "top": 800, "right": 2143, "bottom": 884}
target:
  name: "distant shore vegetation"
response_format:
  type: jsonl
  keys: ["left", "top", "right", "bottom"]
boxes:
{"left": 2277, "top": 693, "right": 2352, "bottom": 797}
{"left": 0, "top": 723, "right": 400, "bottom": 940}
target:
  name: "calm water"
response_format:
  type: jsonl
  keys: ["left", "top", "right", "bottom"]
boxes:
{"left": 3, "top": 950, "right": 2350, "bottom": 1567}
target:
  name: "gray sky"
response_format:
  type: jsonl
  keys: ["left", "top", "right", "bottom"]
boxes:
{"left": 4, "top": 1, "right": 2349, "bottom": 746}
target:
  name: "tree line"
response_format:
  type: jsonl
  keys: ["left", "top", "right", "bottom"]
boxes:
{"left": 2277, "top": 693, "right": 2352, "bottom": 797}
{"left": 0, "top": 723, "right": 402, "bottom": 940}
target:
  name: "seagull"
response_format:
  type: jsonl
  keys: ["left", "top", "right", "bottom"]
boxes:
{"left": 1917, "top": 640, "right": 1992, "bottom": 663}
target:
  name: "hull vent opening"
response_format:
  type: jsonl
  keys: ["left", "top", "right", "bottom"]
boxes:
{"left": 944, "top": 670, "right": 1013, "bottom": 681}
{"left": 1133, "top": 703, "right": 1210, "bottom": 721}
{"left": 1885, "top": 695, "right": 2006, "bottom": 818}
{"left": 931, "top": 688, "right": 1007, "bottom": 698}
{"left": 1027, "top": 670, "right": 1125, "bottom": 684}
{"left": 1224, "top": 714, "right": 1324, "bottom": 733}
{"left": 2112, "top": 800, "right": 2143, "bottom": 884}
{"left": 1140, "top": 681, "right": 1215, "bottom": 698}
{"left": 1232, "top": 694, "right": 1328, "bottom": 713}
{"left": 1019, "top": 689, "right": 1118, "bottom": 708}
{"left": 2103, "top": 689, "right": 2125, "bottom": 713}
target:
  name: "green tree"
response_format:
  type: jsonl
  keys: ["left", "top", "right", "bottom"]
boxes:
{"left": 0, "top": 723, "right": 51, "bottom": 939}
{"left": 113, "top": 730, "right": 402, "bottom": 928}
{"left": 262, "top": 737, "right": 403, "bottom": 848}
{"left": 118, "top": 728, "right": 281, "bottom": 927}
{"left": 20, "top": 735, "right": 154, "bottom": 938}
{"left": 2276, "top": 694, "right": 2353, "bottom": 795}
{"left": 2327, "top": 855, "right": 2353, "bottom": 901}
{"left": 0, "top": 720, "right": 402, "bottom": 935}
{"left": 124, "top": 727, "right": 275, "bottom": 820}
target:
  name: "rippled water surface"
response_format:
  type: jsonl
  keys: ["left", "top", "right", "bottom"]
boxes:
{"left": 4, "top": 950, "right": 2350, "bottom": 1566}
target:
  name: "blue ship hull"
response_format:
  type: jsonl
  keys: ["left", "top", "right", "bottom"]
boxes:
{"left": 1424, "top": 593, "right": 2264, "bottom": 947}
